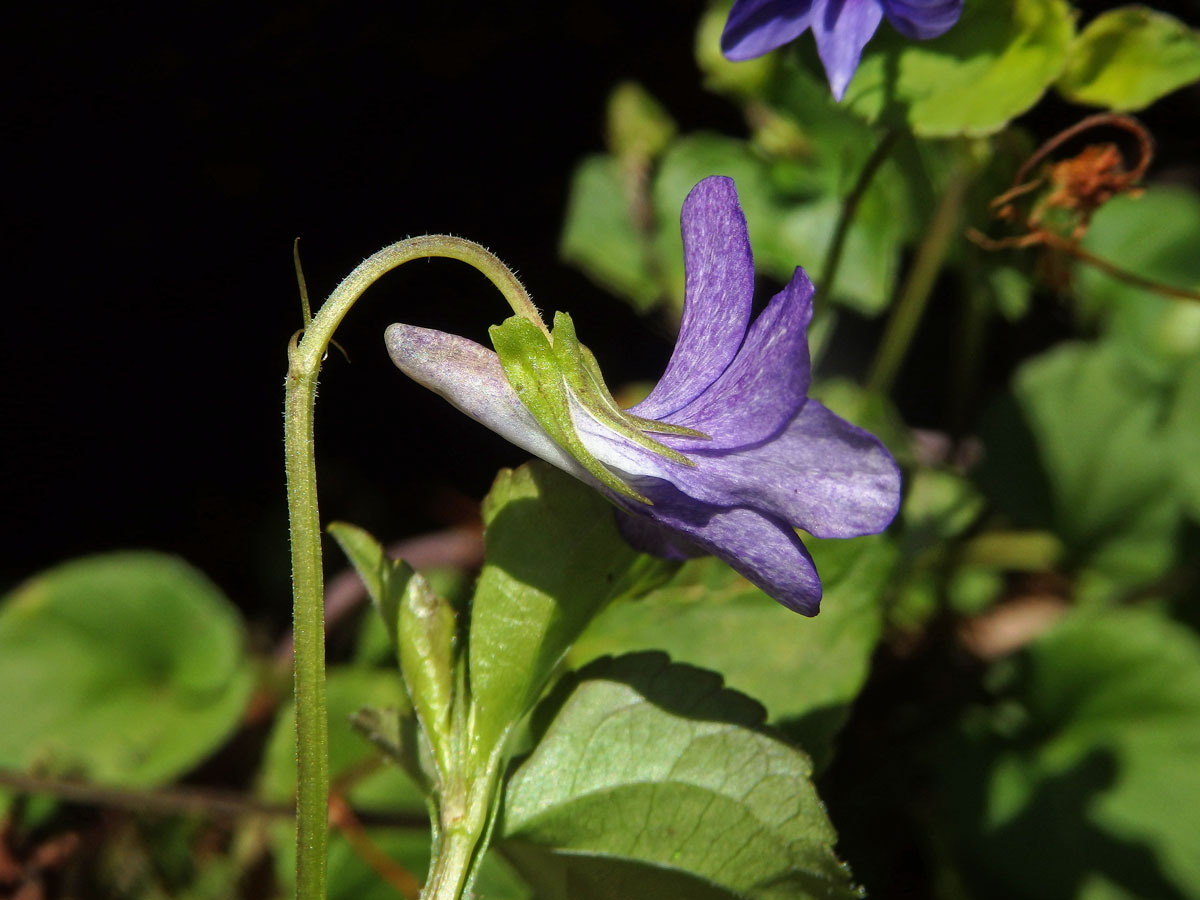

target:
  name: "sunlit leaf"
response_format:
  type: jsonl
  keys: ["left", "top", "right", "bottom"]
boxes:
{"left": 560, "top": 155, "right": 661, "bottom": 312}
{"left": 571, "top": 535, "right": 896, "bottom": 767}
{"left": 501, "top": 653, "right": 858, "bottom": 899}
{"left": 329, "top": 520, "right": 416, "bottom": 652}
{"left": 844, "top": 0, "right": 1075, "bottom": 137}
{"left": 1058, "top": 6, "right": 1200, "bottom": 111}
{"left": 467, "top": 463, "right": 672, "bottom": 752}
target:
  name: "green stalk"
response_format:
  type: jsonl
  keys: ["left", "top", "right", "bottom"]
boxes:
{"left": 284, "top": 351, "right": 329, "bottom": 900}
{"left": 809, "top": 127, "right": 902, "bottom": 370}
{"left": 422, "top": 748, "right": 506, "bottom": 900}
{"left": 283, "top": 236, "right": 541, "bottom": 900}
{"left": 866, "top": 162, "right": 973, "bottom": 396}
{"left": 817, "top": 127, "right": 903, "bottom": 304}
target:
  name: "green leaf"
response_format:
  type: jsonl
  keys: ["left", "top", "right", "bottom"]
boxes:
{"left": 900, "top": 468, "right": 986, "bottom": 549}
{"left": 1075, "top": 187, "right": 1200, "bottom": 375}
{"left": 978, "top": 341, "right": 1184, "bottom": 602}
{"left": 396, "top": 569, "right": 458, "bottom": 782}
{"left": 844, "top": 0, "right": 1075, "bottom": 137}
{"left": 560, "top": 154, "right": 661, "bottom": 313}
{"left": 606, "top": 81, "right": 676, "bottom": 160}
{"left": 0, "top": 552, "right": 252, "bottom": 786}
{"left": 501, "top": 653, "right": 859, "bottom": 899}
{"left": 939, "top": 608, "right": 1200, "bottom": 898}
{"left": 570, "top": 536, "right": 896, "bottom": 768}
{"left": 328, "top": 520, "right": 416, "bottom": 651}
{"left": 1057, "top": 6, "right": 1200, "bottom": 111}
{"left": 467, "top": 463, "right": 669, "bottom": 752}
{"left": 1166, "top": 356, "right": 1200, "bottom": 520}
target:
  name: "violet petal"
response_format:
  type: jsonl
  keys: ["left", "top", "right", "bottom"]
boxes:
{"left": 883, "top": 0, "right": 962, "bottom": 39}
{"left": 676, "top": 399, "right": 902, "bottom": 538}
{"left": 630, "top": 176, "right": 756, "bottom": 421}
{"left": 812, "top": 0, "right": 885, "bottom": 101}
{"left": 615, "top": 513, "right": 707, "bottom": 561}
{"left": 662, "top": 266, "right": 814, "bottom": 450}
{"left": 721, "top": 0, "right": 819, "bottom": 61}
{"left": 619, "top": 480, "right": 824, "bottom": 615}
{"left": 583, "top": 394, "right": 900, "bottom": 539}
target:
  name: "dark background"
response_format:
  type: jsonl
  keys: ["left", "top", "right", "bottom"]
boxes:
{"left": 5, "top": 0, "right": 1199, "bottom": 630}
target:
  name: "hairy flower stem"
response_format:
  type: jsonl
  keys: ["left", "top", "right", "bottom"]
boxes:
{"left": 867, "top": 161, "right": 973, "bottom": 396}
{"left": 283, "top": 236, "right": 540, "bottom": 900}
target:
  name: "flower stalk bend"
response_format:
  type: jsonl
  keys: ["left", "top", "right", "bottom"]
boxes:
{"left": 283, "top": 236, "right": 539, "bottom": 900}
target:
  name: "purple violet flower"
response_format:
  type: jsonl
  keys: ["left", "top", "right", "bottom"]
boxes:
{"left": 386, "top": 176, "right": 900, "bottom": 615}
{"left": 722, "top": 0, "right": 964, "bottom": 100}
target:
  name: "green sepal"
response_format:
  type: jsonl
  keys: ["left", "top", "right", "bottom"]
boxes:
{"left": 490, "top": 315, "right": 649, "bottom": 503}
{"left": 575, "top": 344, "right": 705, "bottom": 439}
{"left": 549, "top": 311, "right": 704, "bottom": 460}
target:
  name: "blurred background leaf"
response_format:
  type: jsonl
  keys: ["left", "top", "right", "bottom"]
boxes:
{"left": 843, "top": 0, "right": 1075, "bottom": 137}
{"left": 978, "top": 341, "right": 1187, "bottom": 604}
{"left": 936, "top": 607, "right": 1200, "bottom": 899}
{"left": 0, "top": 553, "right": 253, "bottom": 789}
{"left": 1057, "top": 6, "right": 1200, "bottom": 111}
{"left": 1074, "top": 186, "right": 1200, "bottom": 377}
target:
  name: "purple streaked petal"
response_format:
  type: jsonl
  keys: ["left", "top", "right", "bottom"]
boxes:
{"left": 883, "top": 0, "right": 962, "bottom": 39}
{"left": 721, "top": 0, "right": 819, "bottom": 61}
{"left": 615, "top": 513, "right": 707, "bottom": 561}
{"left": 676, "top": 400, "right": 901, "bottom": 538}
{"left": 576, "top": 383, "right": 899, "bottom": 539}
{"left": 812, "top": 0, "right": 885, "bottom": 101}
{"left": 384, "top": 324, "right": 592, "bottom": 483}
{"left": 618, "top": 482, "right": 824, "bottom": 615}
{"left": 629, "top": 176, "right": 755, "bottom": 420}
{"left": 661, "top": 266, "right": 814, "bottom": 450}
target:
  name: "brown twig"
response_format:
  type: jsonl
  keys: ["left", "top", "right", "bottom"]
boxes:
{"left": 0, "top": 769, "right": 427, "bottom": 830}
{"left": 969, "top": 114, "right": 1200, "bottom": 303}
{"left": 1039, "top": 231, "right": 1200, "bottom": 302}
{"left": 329, "top": 794, "right": 423, "bottom": 900}
{"left": 1002, "top": 112, "right": 1153, "bottom": 209}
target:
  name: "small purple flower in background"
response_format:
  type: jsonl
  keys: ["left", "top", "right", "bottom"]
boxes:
{"left": 722, "top": 0, "right": 964, "bottom": 100}
{"left": 387, "top": 176, "right": 900, "bottom": 615}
